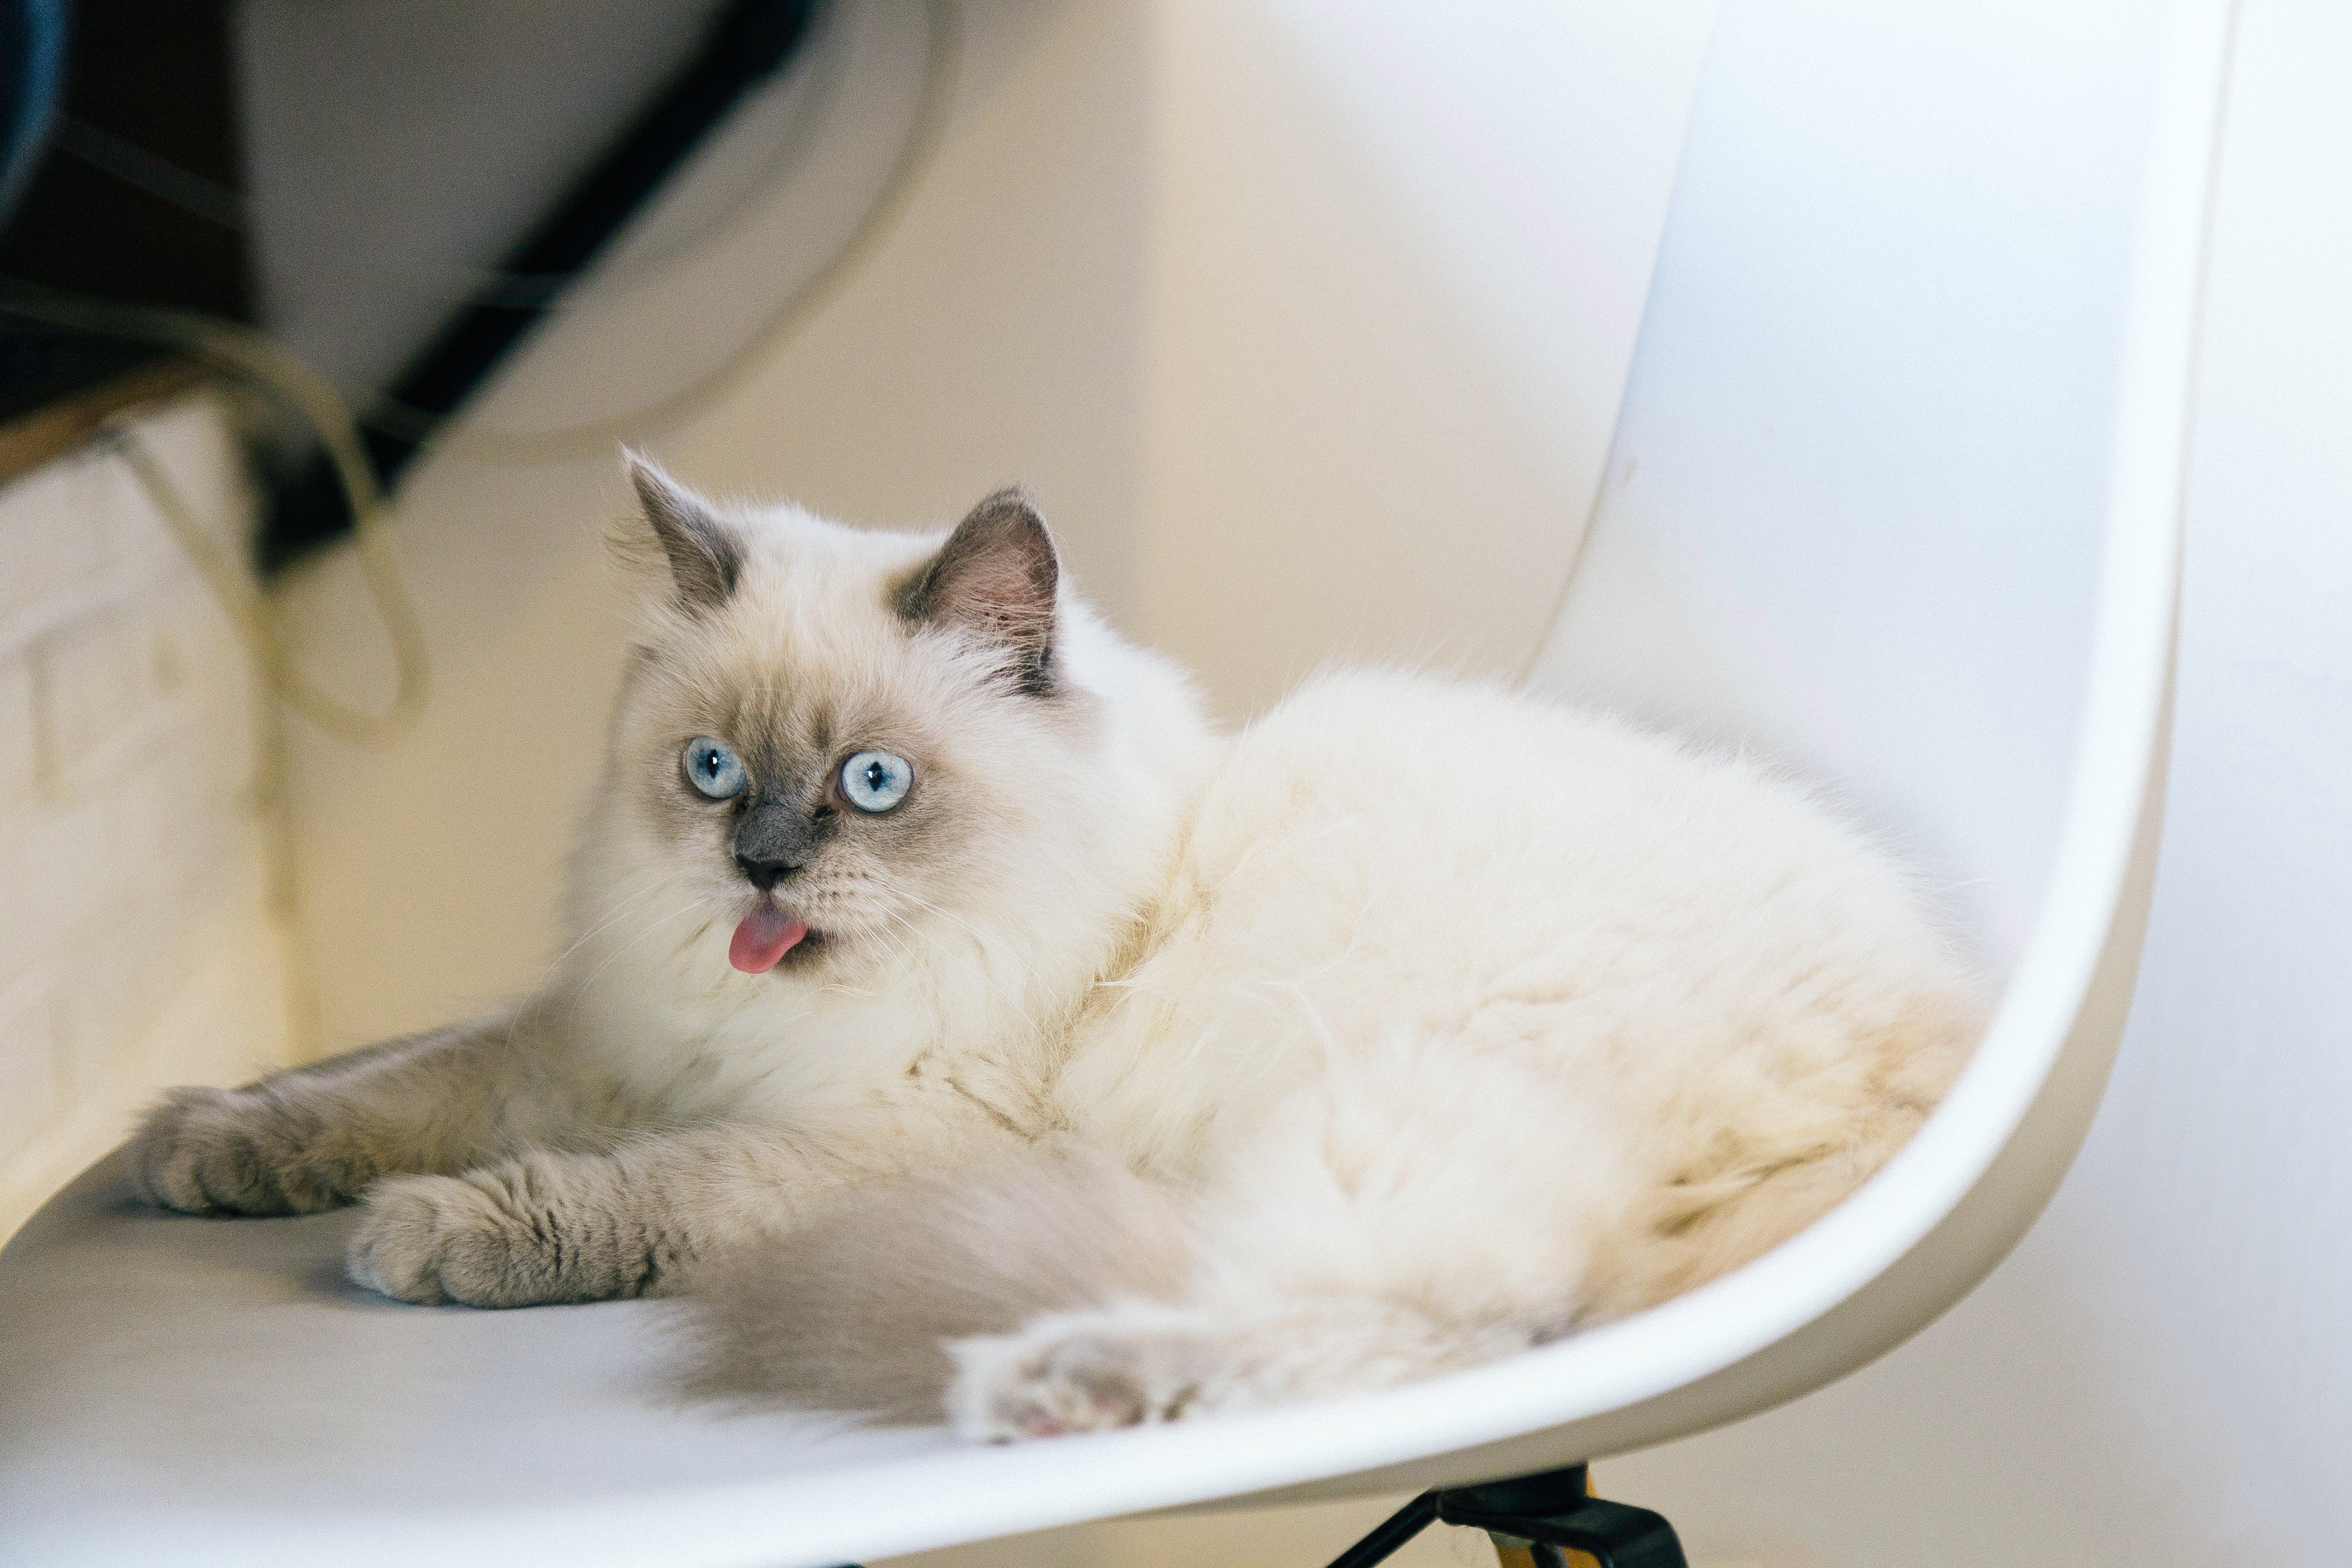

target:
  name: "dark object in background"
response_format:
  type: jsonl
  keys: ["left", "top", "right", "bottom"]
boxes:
{"left": 0, "top": 0, "right": 819, "bottom": 573}
{"left": 0, "top": 0, "right": 64, "bottom": 220}
{"left": 0, "top": 0, "right": 249, "bottom": 425}
{"left": 265, "top": 0, "right": 821, "bottom": 571}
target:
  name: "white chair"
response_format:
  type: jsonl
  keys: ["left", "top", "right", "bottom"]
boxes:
{"left": 0, "top": 2, "right": 2230, "bottom": 1564}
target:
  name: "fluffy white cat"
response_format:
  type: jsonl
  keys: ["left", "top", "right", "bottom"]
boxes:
{"left": 129, "top": 462, "right": 1983, "bottom": 1439}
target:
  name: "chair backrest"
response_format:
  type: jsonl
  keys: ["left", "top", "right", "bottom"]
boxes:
{"left": 758, "top": 5, "right": 2232, "bottom": 1539}
{"left": 1236, "top": 0, "right": 2230, "bottom": 1499}
{"left": 0, "top": 9, "right": 2233, "bottom": 1567}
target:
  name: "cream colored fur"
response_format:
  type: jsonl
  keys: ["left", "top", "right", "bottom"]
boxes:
{"left": 128, "top": 464, "right": 1984, "bottom": 1441}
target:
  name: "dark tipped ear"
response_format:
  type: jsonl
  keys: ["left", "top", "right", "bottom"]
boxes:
{"left": 624, "top": 452, "right": 742, "bottom": 612}
{"left": 897, "top": 488, "right": 1060, "bottom": 693}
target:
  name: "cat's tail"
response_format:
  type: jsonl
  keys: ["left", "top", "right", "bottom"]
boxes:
{"left": 674, "top": 1141, "right": 1197, "bottom": 1424}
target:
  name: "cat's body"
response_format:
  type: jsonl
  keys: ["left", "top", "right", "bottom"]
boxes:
{"left": 130, "top": 466, "right": 1984, "bottom": 1438}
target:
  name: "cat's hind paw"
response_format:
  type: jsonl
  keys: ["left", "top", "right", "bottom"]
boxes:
{"left": 946, "top": 1297, "right": 1519, "bottom": 1441}
{"left": 947, "top": 1306, "right": 1219, "bottom": 1441}
{"left": 129, "top": 1085, "right": 356, "bottom": 1216}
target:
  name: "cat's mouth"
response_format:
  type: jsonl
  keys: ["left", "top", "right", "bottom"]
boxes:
{"left": 729, "top": 900, "right": 815, "bottom": 974}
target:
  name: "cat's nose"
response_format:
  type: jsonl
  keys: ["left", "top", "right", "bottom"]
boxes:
{"left": 735, "top": 854, "right": 802, "bottom": 891}
{"left": 732, "top": 800, "right": 824, "bottom": 888}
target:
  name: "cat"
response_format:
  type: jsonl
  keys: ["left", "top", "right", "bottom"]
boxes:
{"left": 128, "top": 458, "right": 1985, "bottom": 1440}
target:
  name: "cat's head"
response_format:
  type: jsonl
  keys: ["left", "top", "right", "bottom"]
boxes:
{"left": 580, "top": 457, "right": 1202, "bottom": 983}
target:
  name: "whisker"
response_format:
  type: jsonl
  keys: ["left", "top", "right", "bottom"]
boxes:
{"left": 503, "top": 872, "right": 677, "bottom": 1045}
{"left": 544, "top": 875, "right": 674, "bottom": 980}
{"left": 883, "top": 906, "right": 1039, "bottom": 1032}
{"left": 570, "top": 895, "right": 713, "bottom": 1009}
{"left": 888, "top": 883, "right": 1040, "bottom": 996}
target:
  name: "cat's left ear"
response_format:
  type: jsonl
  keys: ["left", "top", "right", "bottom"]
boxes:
{"left": 898, "top": 488, "right": 1060, "bottom": 694}
{"left": 616, "top": 451, "right": 742, "bottom": 613}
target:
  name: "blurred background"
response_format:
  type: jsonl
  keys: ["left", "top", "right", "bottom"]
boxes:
{"left": 0, "top": 2, "right": 2344, "bottom": 1564}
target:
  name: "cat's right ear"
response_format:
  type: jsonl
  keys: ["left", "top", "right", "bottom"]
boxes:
{"left": 897, "top": 488, "right": 1060, "bottom": 694}
{"left": 614, "top": 452, "right": 742, "bottom": 613}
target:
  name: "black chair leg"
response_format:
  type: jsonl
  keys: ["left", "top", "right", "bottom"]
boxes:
{"left": 1320, "top": 1464, "right": 1688, "bottom": 1568}
{"left": 1323, "top": 1492, "right": 1443, "bottom": 1568}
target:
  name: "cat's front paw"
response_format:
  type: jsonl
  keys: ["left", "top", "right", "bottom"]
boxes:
{"left": 129, "top": 1085, "right": 357, "bottom": 1216}
{"left": 346, "top": 1159, "right": 647, "bottom": 1307}
{"left": 948, "top": 1309, "right": 1215, "bottom": 1441}
{"left": 346, "top": 1171, "right": 552, "bottom": 1306}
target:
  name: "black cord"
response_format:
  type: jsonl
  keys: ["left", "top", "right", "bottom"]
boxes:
{"left": 264, "top": 0, "right": 821, "bottom": 567}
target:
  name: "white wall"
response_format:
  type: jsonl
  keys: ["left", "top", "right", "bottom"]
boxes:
{"left": 0, "top": 397, "right": 297, "bottom": 1239}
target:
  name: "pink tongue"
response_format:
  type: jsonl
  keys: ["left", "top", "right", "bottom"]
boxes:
{"left": 729, "top": 905, "right": 810, "bottom": 974}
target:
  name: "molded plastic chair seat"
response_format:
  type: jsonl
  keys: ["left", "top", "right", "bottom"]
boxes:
{"left": 0, "top": 3, "right": 2229, "bottom": 1564}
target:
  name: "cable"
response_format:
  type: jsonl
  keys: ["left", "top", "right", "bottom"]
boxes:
{"left": 1, "top": 284, "right": 425, "bottom": 1064}
{"left": 0, "top": 0, "right": 959, "bottom": 732}
{"left": 110, "top": 425, "right": 428, "bottom": 748}
{"left": 52, "top": 114, "right": 245, "bottom": 229}
{"left": 18, "top": 0, "right": 956, "bottom": 484}
{"left": 46, "top": 4, "right": 828, "bottom": 309}
{"left": 0, "top": 282, "right": 429, "bottom": 747}
{"left": 369, "top": 0, "right": 959, "bottom": 467}
{"left": 380, "top": 0, "right": 849, "bottom": 312}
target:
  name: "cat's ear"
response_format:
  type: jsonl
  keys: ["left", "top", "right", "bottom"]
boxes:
{"left": 616, "top": 451, "right": 742, "bottom": 613}
{"left": 897, "top": 488, "right": 1060, "bottom": 693}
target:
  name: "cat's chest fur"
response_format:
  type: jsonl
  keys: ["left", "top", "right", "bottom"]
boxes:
{"left": 560, "top": 919, "right": 1070, "bottom": 1144}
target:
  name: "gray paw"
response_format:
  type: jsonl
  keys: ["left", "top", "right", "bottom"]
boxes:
{"left": 346, "top": 1172, "right": 545, "bottom": 1306}
{"left": 948, "top": 1312, "right": 1211, "bottom": 1441}
{"left": 129, "top": 1086, "right": 358, "bottom": 1216}
{"left": 345, "top": 1160, "right": 642, "bottom": 1308}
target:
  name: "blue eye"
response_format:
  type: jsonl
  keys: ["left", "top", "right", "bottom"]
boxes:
{"left": 683, "top": 737, "right": 747, "bottom": 799}
{"left": 839, "top": 750, "right": 912, "bottom": 812}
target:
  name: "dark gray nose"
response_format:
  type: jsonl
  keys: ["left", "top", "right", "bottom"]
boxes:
{"left": 735, "top": 852, "right": 799, "bottom": 891}
{"left": 733, "top": 800, "right": 826, "bottom": 890}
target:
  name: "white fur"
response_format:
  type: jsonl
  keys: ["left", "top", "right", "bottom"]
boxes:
{"left": 131, "top": 475, "right": 1982, "bottom": 1434}
{"left": 949, "top": 674, "right": 1981, "bottom": 1437}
